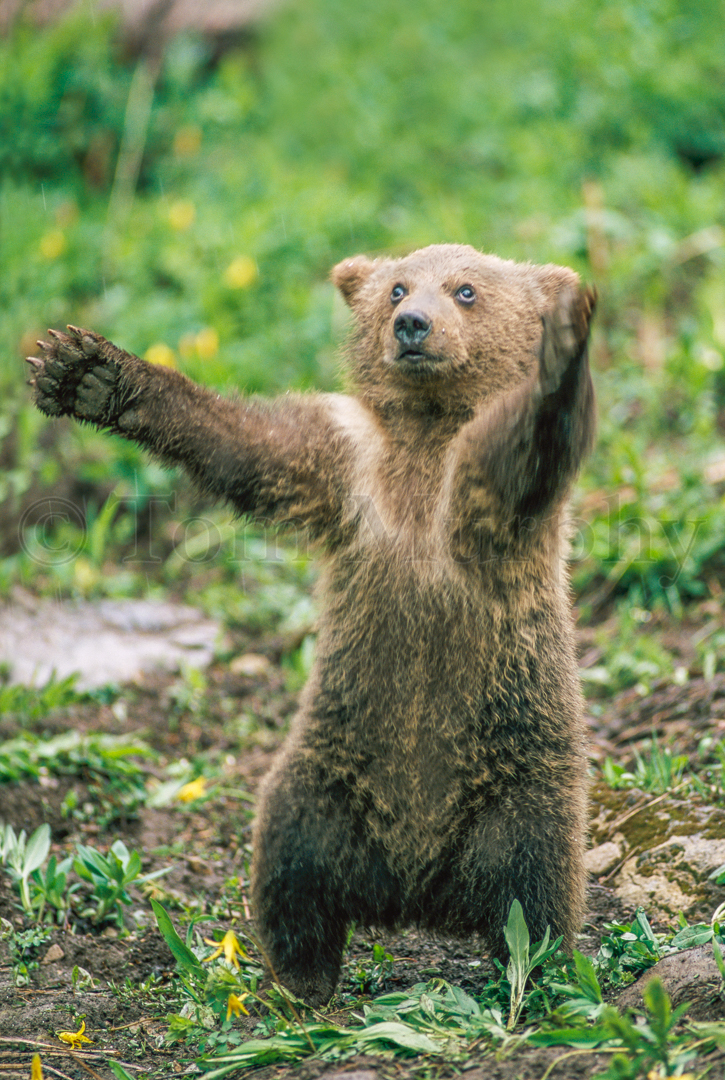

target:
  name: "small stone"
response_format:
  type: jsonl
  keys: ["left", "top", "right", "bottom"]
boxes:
{"left": 230, "top": 653, "right": 271, "bottom": 677}
{"left": 41, "top": 943, "right": 64, "bottom": 964}
{"left": 584, "top": 841, "right": 621, "bottom": 877}
{"left": 186, "top": 856, "right": 210, "bottom": 874}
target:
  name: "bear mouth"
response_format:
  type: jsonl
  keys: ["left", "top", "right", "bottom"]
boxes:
{"left": 397, "top": 348, "right": 437, "bottom": 365}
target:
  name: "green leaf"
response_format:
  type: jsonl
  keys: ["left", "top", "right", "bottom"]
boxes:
{"left": 572, "top": 949, "right": 603, "bottom": 1004}
{"left": 447, "top": 983, "right": 482, "bottom": 1016}
{"left": 137, "top": 864, "right": 173, "bottom": 885}
{"left": 75, "top": 845, "right": 111, "bottom": 878}
{"left": 530, "top": 927, "right": 559, "bottom": 967}
{"left": 106, "top": 1062, "right": 136, "bottom": 1080}
{"left": 643, "top": 976, "right": 671, "bottom": 1030}
{"left": 355, "top": 1021, "right": 441, "bottom": 1053}
{"left": 670, "top": 924, "right": 713, "bottom": 950}
{"left": 688, "top": 1020, "right": 725, "bottom": 1049}
{"left": 110, "top": 839, "right": 131, "bottom": 866}
{"left": 23, "top": 824, "right": 51, "bottom": 875}
{"left": 529, "top": 1025, "right": 611, "bottom": 1048}
{"left": 151, "top": 899, "right": 204, "bottom": 977}
{"left": 504, "top": 899, "right": 530, "bottom": 970}
{"left": 123, "top": 850, "right": 142, "bottom": 880}
{"left": 632, "top": 908, "right": 656, "bottom": 943}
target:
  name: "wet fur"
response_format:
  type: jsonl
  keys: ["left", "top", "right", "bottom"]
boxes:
{"left": 28, "top": 243, "right": 596, "bottom": 1005}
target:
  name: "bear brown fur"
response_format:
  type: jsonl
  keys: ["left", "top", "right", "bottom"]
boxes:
{"left": 27, "top": 243, "right": 596, "bottom": 1005}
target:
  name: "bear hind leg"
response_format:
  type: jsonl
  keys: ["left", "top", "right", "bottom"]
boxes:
{"left": 251, "top": 777, "right": 402, "bottom": 1006}
{"left": 457, "top": 801, "right": 586, "bottom": 966}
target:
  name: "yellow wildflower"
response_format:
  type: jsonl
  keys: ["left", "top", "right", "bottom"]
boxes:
{"left": 224, "top": 256, "right": 257, "bottom": 290}
{"left": 203, "top": 929, "right": 249, "bottom": 969}
{"left": 39, "top": 230, "right": 67, "bottom": 260}
{"left": 195, "top": 327, "right": 219, "bottom": 360}
{"left": 226, "top": 992, "right": 250, "bottom": 1020}
{"left": 31, "top": 1054, "right": 44, "bottom": 1080}
{"left": 73, "top": 556, "right": 100, "bottom": 593}
{"left": 58, "top": 1019, "right": 93, "bottom": 1050}
{"left": 168, "top": 199, "right": 196, "bottom": 230}
{"left": 144, "top": 342, "right": 177, "bottom": 368}
{"left": 177, "top": 776, "right": 207, "bottom": 803}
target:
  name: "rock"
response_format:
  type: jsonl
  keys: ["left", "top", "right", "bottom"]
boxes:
{"left": 589, "top": 784, "right": 725, "bottom": 922}
{"left": 0, "top": 598, "right": 219, "bottom": 689}
{"left": 617, "top": 945, "right": 725, "bottom": 1020}
{"left": 230, "top": 652, "right": 271, "bottom": 677}
{"left": 584, "top": 841, "right": 622, "bottom": 877}
{"left": 616, "top": 832, "right": 725, "bottom": 920}
{"left": 41, "top": 944, "right": 64, "bottom": 964}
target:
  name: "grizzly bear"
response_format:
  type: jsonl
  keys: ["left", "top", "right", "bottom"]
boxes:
{"left": 27, "top": 243, "right": 596, "bottom": 1005}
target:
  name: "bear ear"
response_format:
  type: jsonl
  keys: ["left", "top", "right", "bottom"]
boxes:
{"left": 331, "top": 255, "right": 376, "bottom": 307}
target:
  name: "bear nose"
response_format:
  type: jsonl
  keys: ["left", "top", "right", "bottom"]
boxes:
{"left": 394, "top": 310, "right": 432, "bottom": 348}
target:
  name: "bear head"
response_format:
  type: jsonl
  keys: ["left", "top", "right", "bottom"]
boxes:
{"left": 332, "top": 243, "right": 579, "bottom": 413}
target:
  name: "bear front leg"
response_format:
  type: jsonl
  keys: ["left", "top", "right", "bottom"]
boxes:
{"left": 451, "top": 285, "right": 596, "bottom": 534}
{"left": 27, "top": 326, "right": 146, "bottom": 429}
{"left": 27, "top": 328, "right": 348, "bottom": 532}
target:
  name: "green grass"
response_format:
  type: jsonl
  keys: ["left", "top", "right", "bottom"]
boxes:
{"left": 2, "top": 0, "right": 725, "bottom": 603}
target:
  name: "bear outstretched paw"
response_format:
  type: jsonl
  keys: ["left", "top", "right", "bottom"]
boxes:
{"left": 26, "top": 326, "right": 121, "bottom": 422}
{"left": 539, "top": 286, "right": 597, "bottom": 396}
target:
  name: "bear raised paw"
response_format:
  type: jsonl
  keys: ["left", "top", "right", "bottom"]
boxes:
{"left": 27, "top": 244, "right": 596, "bottom": 1005}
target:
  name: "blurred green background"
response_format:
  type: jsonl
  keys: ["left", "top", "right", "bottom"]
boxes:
{"left": 2, "top": 0, "right": 725, "bottom": 618}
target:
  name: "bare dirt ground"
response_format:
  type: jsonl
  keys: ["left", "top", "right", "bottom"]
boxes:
{"left": 2, "top": 610, "right": 725, "bottom": 1080}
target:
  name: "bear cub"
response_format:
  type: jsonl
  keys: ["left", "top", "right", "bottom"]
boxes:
{"left": 28, "top": 243, "right": 596, "bottom": 1005}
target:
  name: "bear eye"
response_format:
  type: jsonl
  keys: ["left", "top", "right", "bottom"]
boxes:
{"left": 390, "top": 284, "right": 407, "bottom": 304}
{"left": 455, "top": 285, "right": 476, "bottom": 305}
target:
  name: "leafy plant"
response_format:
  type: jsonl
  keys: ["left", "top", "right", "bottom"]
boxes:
{"left": 146, "top": 897, "right": 725, "bottom": 1072}
{"left": 0, "top": 823, "right": 51, "bottom": 914}
{"left": 347, "top": 940, "right": 396, "bottom": 996}
{"left": 0, "top": 731, "right": 154, "bottom": 828}
{"left": 74, "top": 840, "right": 171, "bottom": 927}
{"left": 503, "top": 899, "right": 562, "bottom": 1029}
{"left": 582, "top": 607, "right": 676, "bottom": 697}
{"left": 532, "top": 977, "right": 697, "bottom": 1079}
{"left": 0, "top": 673, "right": 82, "bottom": 723}
{"left": 595, "top": 908, "right": 720, "bottom": 990}
{"left": 543, "top": 949, "right": 606, "bottom": 1025}
{"left": 30, "top": 853, "right": 77, "bottom": 923}
{"left": 602, "top": 736, "right": 688, "bottom": 795}
{"left": 2, "top": 923, "right": 52, "bottom": 987}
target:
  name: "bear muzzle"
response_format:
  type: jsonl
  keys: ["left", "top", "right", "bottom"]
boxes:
{"left": 394, "top": 310, "right": 432, "bottom": 359}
